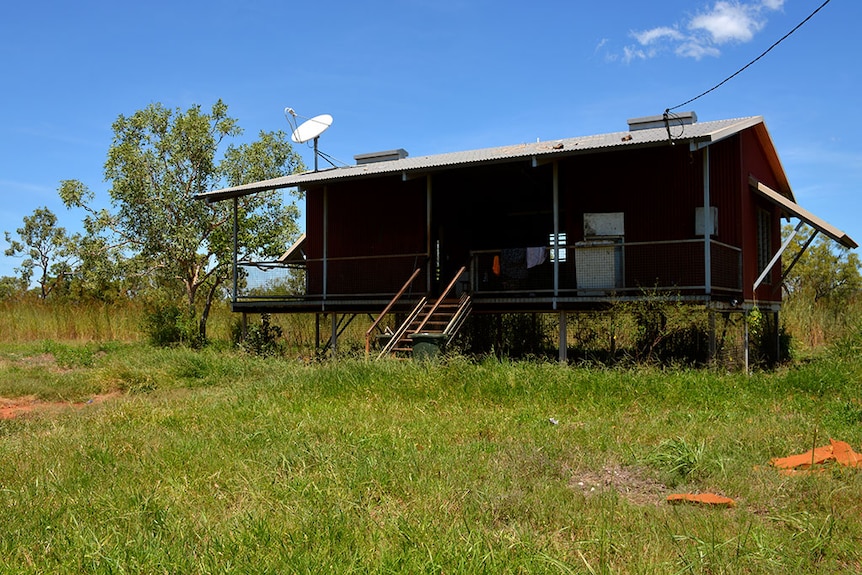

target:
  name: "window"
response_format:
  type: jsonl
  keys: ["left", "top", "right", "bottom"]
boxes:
{"left": 757, "top": 209, "right": 772, "bottom": 285}
{"left": 549, "top": 231, "right": 567, "bottom": 263}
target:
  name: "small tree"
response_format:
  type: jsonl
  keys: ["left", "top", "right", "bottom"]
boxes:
{"left": 4, "top": 207, "right": 78, "bottom": 299}
{"left": 60, "top": 100, "right": 304, "bottom": 341}
{"left": 782, "top": 223, "right": 861, "bottom": 303}
{"left": 781, "top": 223, "right": 862, "bottom": 347}
{"left": 0, "top": 276, "right": 27, "bottom": 300}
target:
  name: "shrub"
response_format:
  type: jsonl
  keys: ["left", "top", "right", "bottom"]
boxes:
{"left": 235, "top": 313, "right": 285, "bottom": 357}
{"left": 142, "top": 304, "right": 202, "bottom": 348}
{"left": 453, "top": 313, "right": 553, "bottom": 358}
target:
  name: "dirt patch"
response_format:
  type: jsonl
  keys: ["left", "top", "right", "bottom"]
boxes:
{"left": 0, "top": 395, "right": 40, "bottom": 419}
{"left": 570, "top": 463, "right": 670, "bottom": 506}
{"left": 0, "top": 352, "right": 74, "bottom": 373}
{"left": 0, "top": 392, "right": 120, "bottom": 420}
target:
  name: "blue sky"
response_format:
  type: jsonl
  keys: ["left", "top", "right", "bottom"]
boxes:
{"left": 1, "top": 0, "right": 859, "bottom": 279}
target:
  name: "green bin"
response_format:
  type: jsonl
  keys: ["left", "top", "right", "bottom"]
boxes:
{"left": 375, "top": 333, "right": 393, "bottom": 350}
{"left": 409, "top": 333, "right": 447, "bottom": 361}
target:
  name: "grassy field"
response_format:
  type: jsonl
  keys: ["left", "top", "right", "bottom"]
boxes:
{"left": 2, "top": 330, "right": 862, "bottom": 573}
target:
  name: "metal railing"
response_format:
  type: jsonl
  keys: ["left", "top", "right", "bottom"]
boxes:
{"left": 413, "top": 265, "right": 467, "bottom": 333}
{"left": 374, "top": 297, "right": 427, "bottom": 360}
{"left": 373, "top": 266, "right": 471, "bottom": 360}
{"left": 233, "top": 239, "right": 742, "bottom": 303}
{"left": 235, "top": 252, "right": 428, "bottom": 301}
{"left": 365, "top": 266, "right": 426, "bottom": 357}
{"left": 470, "top": 239, "right": 742, "bottom": 296}
{"left": 443, "top": 291, "right": 473, "bottom": 337}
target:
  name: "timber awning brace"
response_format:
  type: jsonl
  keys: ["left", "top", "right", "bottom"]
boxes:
{"left": 750, "top": 176, "right": 857, "bottom": 292}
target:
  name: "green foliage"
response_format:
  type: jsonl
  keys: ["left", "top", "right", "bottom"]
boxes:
{"left": 40, "top": 340, "right": 100, "bottom": 368}
{"left": 58, "top": 100, "right": 305, "bottom": 341}
{"left": 142, "top": 303, "right": 202, "bottom": 348}
{"left": 453, "top": 313, "right": 554, "bottom": 358}
{"left": 0, "top": 276, "right": 27, "bottom": 300}
{"left": 828, "top": 322, "right": 862, "bottom": 361}
{"left": 621, "top": 293, "right": 711, "bottom": 364}
{"left": 235, "top": 313, "right": 285, "bottom": 357}
{"left": 3, "top": 207, "right": 79, "bottom": 299}
{"left": 783, "top": 291, "right": 862, "bottom": 351}
{"left": 781, "top": 223, "right": 861, "bottom": 351}
{"left": 783, "top": 224, "right": 861, "bottom": 304}
{"left": 741, "top": 305, "right": 792, "bottom": 368}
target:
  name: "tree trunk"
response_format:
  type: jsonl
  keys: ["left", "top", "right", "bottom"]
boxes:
{"left": 198, "top": 278, "right": 221, "bottom": 341}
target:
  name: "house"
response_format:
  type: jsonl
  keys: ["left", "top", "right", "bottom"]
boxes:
{"left": 198, "top": 112, "right": 856, "bottom": 363}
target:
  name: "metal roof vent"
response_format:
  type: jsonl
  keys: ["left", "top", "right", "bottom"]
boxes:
{"left": 627, "top": 111, "right": 697, "bottom": 132}
{"left": 354, "top": 148, "right": 409, "bottom": 165}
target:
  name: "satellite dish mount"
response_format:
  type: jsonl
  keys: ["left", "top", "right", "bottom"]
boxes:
{"left": 285, "top": 108, "right": 333, "bottom": 172}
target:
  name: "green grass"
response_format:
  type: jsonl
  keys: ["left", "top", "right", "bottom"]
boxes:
{"left": 2, "top": 338, "right": 862, "bottom": 573}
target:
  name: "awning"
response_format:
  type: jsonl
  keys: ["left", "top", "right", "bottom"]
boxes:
{"left": 749, "top": 176, "right": 857, "bottom": 249}
{"left": 278, "top": 233, "right": 306, "bottom": 264}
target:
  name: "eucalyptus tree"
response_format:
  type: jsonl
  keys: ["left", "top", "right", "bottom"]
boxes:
{"left": 60, "top": 100, "right": 304, "bottom": 341}
{"left": 4, "top": 207, "right": 78, "bottom": 299}
{"left": 782, "top": 223, "right": 861, "bottom": 304}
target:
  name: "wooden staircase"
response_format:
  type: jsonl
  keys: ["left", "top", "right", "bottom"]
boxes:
{"left": 366, "top": 266, "right": 472, "bottom": 360}
{"left": 384, "top": 293, "right": 472, "bottom": 358}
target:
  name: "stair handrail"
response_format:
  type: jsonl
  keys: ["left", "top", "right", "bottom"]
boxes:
{"left": 377, "top": 296, "right": 427, "bottom": 360}
{"left": 414, "top": 266, "right": 467, "bottom": 334}
{"left": 444, "top": 292, "right": 472, "bottom": 338}
{"left": 365, "top": 266, "right": 425, "bottom": 358}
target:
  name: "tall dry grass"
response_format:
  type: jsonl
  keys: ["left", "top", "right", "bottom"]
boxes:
{"left": 0, "top": 299, "right": 244, "bottom": 344}
{"left": 781, "top": 293, "right": 862, "bottom": 353}
{"left": 0, "top": 299, "right": 145, "bottom": 342}
{"left": 0, "top": 298, "right": 369, "bottom": 354}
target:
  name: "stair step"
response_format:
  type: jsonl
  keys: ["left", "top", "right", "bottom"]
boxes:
{"left": 373, "top": 276, "right": 471, "bottom": 360}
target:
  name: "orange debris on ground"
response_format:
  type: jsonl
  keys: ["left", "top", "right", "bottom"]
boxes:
{"left": 770, "top": 438, "right": 862, "bottom": 472}
{"left": 666, "top": 493, "right": 736, "bottom": 507}
{"left": 0, "top": 393, "right": 120, "bottom": 420}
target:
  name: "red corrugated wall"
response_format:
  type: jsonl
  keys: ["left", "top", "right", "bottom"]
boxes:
{"left": 557, "top": 138, "right": 745, "bottom": 292}
{"left": 305, "top": 176, "right": 428, "bottom": 295}
{"left": 739, "top": 128, "right": 784, "bottom": 303}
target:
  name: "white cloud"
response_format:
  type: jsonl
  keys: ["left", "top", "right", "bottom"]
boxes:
{"left": 619, "top": 0, "right": 785, "bottom": 61}
{"left": 622, "top": 46, "right": 648, "bottom": 63}
{"left": 634, "top": 26, "right": 684, "bottom": 45}
{"left": 690, "top": 1, "right": 763, "bottom": 44}
{"left": 760, "top": 0, "right": 785, "bottom": 10}
{"left": 675, "top": 41, "right": 721, "bottom": 60}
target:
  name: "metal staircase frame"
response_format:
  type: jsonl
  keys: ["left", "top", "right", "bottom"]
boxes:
{"left": 373, "top": 266, "right": 472, "bottom": 360}
{"left": 365, "top": 266, "right": 425, "bottom": 358}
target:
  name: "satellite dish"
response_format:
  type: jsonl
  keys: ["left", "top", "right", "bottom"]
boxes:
{"left": 284, "top": 108, "right": 334, "bottom": 172}
{"left": 290, "top": 113, "right": 333, "bottom": 144}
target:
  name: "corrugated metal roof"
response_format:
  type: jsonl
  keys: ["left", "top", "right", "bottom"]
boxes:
{"left": 198, "top": 116, "right": 766, "bottom": 203}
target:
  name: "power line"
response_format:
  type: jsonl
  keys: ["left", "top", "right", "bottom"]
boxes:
{"left": 667, "top": 0, "right": 833, "bottom": 112}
